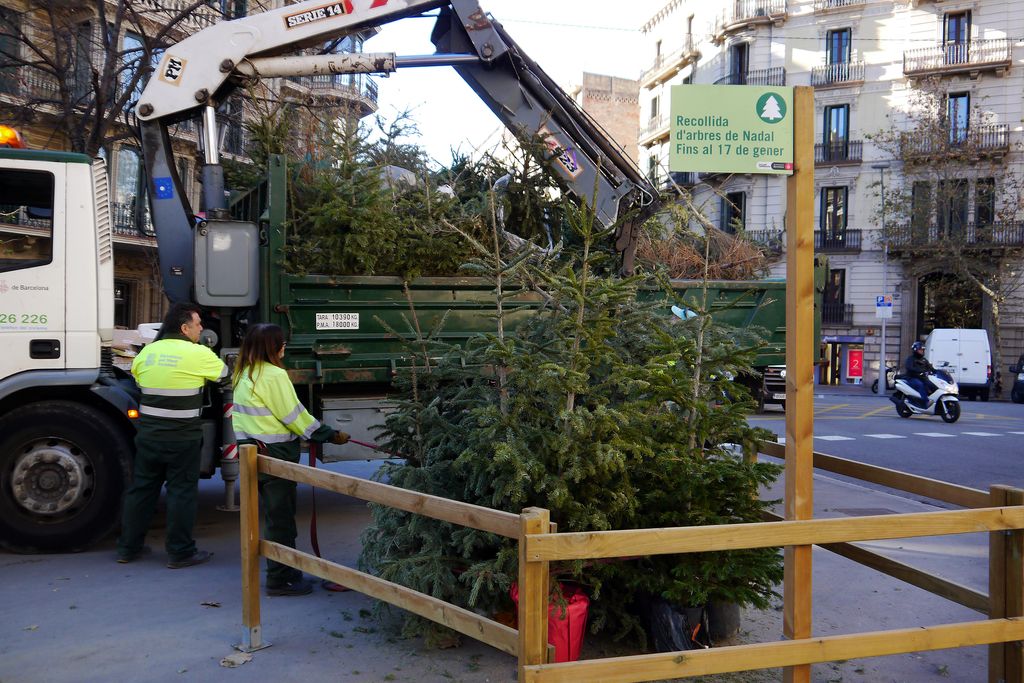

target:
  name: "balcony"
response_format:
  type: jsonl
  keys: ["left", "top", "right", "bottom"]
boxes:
{"left": 111, "top": 202, "right": 156, "bottom": 243}
{"left": 888, "top": 222, "right": 1024, "bottom": 252}
{"left": 641, "top": 36, "right": 701, "bottom": 89}
{"left": 640, "top": 114, "right": 670, "bottom": 146}
{"left": 903, "top": 39, "right": 1012, "bottom": 79}
{"left": 714, "top": 0, "right": 788, "bottom": 43}
{"left": 901, "top": 123, "right": 1010, "bottom": 162}
{"left": 815, "top": 140, "right": 862, "bottom": 165}
{"left": 810, "top": 60, "right": 865, "bottom": 88}
{"left": 714, "top": 67, "right": 787, "bottom": 86}
{"left": 822, "top": 303, "right": 854, "bottom": 326}
{"left": 743, "top": 229, "right": 784, "bottom": 254}
{"left": 284, "top": 73, "right": 379, "bottom": 118}
{"left": 815, "top": 229, "right": 862, "bottom": 253}
{"left": 813, "top": 0, "right": 866, "bottom": 11}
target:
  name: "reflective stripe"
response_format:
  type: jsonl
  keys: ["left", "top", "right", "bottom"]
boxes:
{"left": 281, "top": 405, "right": 305, "bottom": 426}
{"left": 301, "top": 418, "right": 322, "bottom": 440}
{"left": 234, "top": 404, "right": 274, "bottom": 417}
{"left": 233, "top": 429, "right": 297, "bottom": 443}
{"left": 139, "top": 405, "right": 202, "bottom": 419}
{"left": 218, "top": 365, "right": 229, "bottom": 380}
{"left": 140, "top": 387, "right": 203, "bottom": 397}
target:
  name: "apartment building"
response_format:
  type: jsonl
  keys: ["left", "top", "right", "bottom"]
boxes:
{"left": 639, "top": 0, "right": 1024, "bottom": 392}
{"left": 0, "top": 0, "right": 378, "bottom": 328}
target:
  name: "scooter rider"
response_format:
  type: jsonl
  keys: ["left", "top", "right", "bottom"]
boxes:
{"left": 904, "top": 341, "right": 934, "bottom": 408}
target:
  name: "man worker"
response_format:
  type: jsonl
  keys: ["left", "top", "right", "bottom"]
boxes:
{"left": 116, "top": 303, "right": 228, "bottom": 568}
{"left": 904, "top": 340, "right": 934, "bottom": 409}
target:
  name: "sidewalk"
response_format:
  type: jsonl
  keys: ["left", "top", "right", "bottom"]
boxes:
{"left": 738, "top": 465, "right": 989, "bottom": 682}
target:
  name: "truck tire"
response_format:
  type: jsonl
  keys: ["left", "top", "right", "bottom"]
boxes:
{"left": 1013, "top": 387, "right": 1024, "bottom": 404}
{"left": 0, "top": 401, "right": 132, "bottom": 553}
{"left": 980, "top": 387, "right": 990, "bottom": 402}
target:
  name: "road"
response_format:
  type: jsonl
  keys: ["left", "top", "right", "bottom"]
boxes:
{"left": 749, "top": 392, "right": 1024, "bottom": 495}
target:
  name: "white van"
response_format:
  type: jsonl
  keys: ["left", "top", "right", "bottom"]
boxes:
{"left": 924, "top": 328, "right": 993, "bottom": 401}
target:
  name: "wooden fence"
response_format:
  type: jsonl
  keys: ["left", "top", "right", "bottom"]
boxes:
{"left": 238, "top": 442, "right": 1024, "bottom": 682}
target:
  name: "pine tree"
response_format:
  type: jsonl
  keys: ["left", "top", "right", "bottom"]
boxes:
{"left": 359, "top": 196, "right": 782, "bottom": 645}
{"left": 760, "top": 96, "right": 783, "bottom": 121}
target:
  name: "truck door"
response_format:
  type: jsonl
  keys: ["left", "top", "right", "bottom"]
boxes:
{"left": 0, "top": 162, "right": 66, "bottom": 378}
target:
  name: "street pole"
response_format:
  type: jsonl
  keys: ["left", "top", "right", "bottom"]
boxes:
{"left": 872, "top": 162, "right": 890, "bottom": 391}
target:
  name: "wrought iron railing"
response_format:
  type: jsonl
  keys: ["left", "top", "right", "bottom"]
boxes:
{"left": 810, "top": 60, "right": 865, "bottom": 86}
{"left": 815, "top": 229, "right": 862, "bottom": 252}
{"left": 733, "top": 0, "right": 787, "bottom": 22}
{"left": 641, "top": 114, "right": 669, "bottom": 140}
{"left": 813, "top": 0, "right": 865, "bottom": 10}
{"left": 902, "top": 123, "right": 1010, "bottom": 158}
{"left": 111, "top": 201, "right": 155, "bottom": 238}
{"left": 815, "top": 140, "right": 862, "bottom": 164}
{"left": 641, "top": 36, "right": 699, "bottom": 82}
{"left": 903, "top": 39, "right": 1012, "bottom": 75}
{"left": 714, "top": 66, "right": 786, "bottom": 86}
{"left": 822, "top": 302, "right": 854, "bottom": 326}
{"left": 743, "top": 229, "right": 784, "bottom": 253}
{"left": 888, "top": 222, "right": 1024, "bottom": 249}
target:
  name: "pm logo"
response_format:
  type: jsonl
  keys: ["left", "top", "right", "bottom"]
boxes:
{"left": 158, "top": 55, "right": 187, "bottom": 86}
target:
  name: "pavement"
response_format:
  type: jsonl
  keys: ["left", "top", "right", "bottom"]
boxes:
{"left": 0, "top": 454, "right": 1000, "bottom": 683}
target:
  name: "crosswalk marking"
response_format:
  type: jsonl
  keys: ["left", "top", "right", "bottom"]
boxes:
{"left": 816, "top": 435, "right": 855, "bottom": 441}
{"left": 962, "top": 432, "right": 1001, "bottom": 437}
{"left": 913, "top": 432, "right": 957, "bottom": 438}
{"left": 865, "top": 434, "right": 905, "bottom": 439}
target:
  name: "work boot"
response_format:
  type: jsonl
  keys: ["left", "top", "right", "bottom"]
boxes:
{"left": 166, "top": 549, "right": 213, "bottom": 569}
{"left": 116, "top": 545, "right": 152, "bottom": 564}
{"left": 266, "top": 576, "right": 314, "bottom": 596}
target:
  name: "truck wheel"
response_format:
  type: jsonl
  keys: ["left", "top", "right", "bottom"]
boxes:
{"left": 0, "top": 402, "right": 132, "bottom": 553}
{"left": 1013, "top": 388, "right": 1024, "bottom": 404}
{"left": 980, "top": 387, "right": 990, "bottom": 402}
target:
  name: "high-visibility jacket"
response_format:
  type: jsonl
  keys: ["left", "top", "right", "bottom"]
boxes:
{"left": 131, "top": 333, "right": 228, "bottom": 441}
{"left": 232, "top": 361, "right": 332, "bottom": 444}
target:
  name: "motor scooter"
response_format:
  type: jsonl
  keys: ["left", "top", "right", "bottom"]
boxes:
{"left": 871, "top": 365, "right": 898, "bottom": 394}
{"left": 890, "top": 370, "right": 961, "bottom": 423}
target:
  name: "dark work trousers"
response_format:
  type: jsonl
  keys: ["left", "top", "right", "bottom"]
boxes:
{"left": 243, "top": 439, "right": 303, "bottom": 585}
{"left": 117, "top": 435, "right": 202, "bottom": 561}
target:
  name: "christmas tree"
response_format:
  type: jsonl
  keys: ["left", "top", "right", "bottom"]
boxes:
{"left": 358, "top": 197, "right": 782, "bottom": 644}
{"left": 760, "top": 96, "right": 783, "bottom": 121}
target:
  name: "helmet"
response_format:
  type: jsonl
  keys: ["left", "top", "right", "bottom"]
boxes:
{"left": 911, "top": 341, "right": 925, "bottom": 352}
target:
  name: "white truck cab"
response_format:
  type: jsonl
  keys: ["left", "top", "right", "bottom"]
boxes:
{"left": 0, "top": 147, "right": 138, "bottom": 551}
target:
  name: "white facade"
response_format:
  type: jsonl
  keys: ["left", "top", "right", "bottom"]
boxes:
{"left": 639, "top": 0, "right": 1024, "bottom": 392}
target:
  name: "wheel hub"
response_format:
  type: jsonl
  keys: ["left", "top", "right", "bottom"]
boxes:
{"left": 10, "top": 439, "right": 93, "bottom": 516}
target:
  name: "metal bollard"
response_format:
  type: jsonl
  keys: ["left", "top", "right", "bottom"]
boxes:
{"left": 217, "top": 382, "right": 240, "bottom": 512}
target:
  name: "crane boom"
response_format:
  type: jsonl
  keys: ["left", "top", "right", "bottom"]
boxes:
{"left": 137, "top": 0, "right": 659, "bottom": 304}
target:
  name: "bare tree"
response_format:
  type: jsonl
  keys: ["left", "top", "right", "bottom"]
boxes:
{"left": 870, "top": 78, "right": 1024, "bottom": 395}
{"left": 0, "top": 1, "right": 222, "bottom": 155}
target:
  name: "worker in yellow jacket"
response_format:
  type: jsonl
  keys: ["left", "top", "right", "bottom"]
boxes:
{"left": 233, "top": 323, "right": 349, "bottom": 596}
{"left": 117, "top": 303, "right": 227, "bottom": 568}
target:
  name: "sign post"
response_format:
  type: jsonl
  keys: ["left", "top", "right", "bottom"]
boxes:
{"left": 671, "top": 83, "right": 812, "bottom": 682}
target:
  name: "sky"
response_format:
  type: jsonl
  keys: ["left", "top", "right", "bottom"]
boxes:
{"left": 364, "top": 0, "right": 663, "bottom": 164}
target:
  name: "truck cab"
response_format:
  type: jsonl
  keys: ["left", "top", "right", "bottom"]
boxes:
{"left": 0, "top": 145, "right": 138, "bottom": 551}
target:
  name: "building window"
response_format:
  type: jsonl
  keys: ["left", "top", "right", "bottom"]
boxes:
{"left": 938, "top": 178, "right": 968, "bottom": 237}
{"left": 721, "top": 191, "right": 745, "bottom": 233}
{"left": 114, "top": 146, "right": 149, "bottom": 234}
{"left": 215, "top": 0, "right": 248, "bottom": 19}
{"left": 975, "top": 178, "right": 995, "bottom": 227}
{"left": 826, "top": 28, "right": 851, "bottom": 65}
{"left": 822, "top": 104, "right": 849, "bottom": 161}
{"left": 113, "top": 279, "right": 133, "bottom": 328}
{"left": 647, "top": 156, "right": 659, "bottom": 185}
{"left": 729, "top": 43, "right": 749, "bottom": 84}
{"left": 72, "top": 22, "right": 93, "bottom": 103}
{"left": 820, "top": 186, "right": 848, "bottom": 241}
{"left": 944, "top": 11, "right": 971, "bottom": 65}
{"left": 0, "top": 169, "right": 54, "bottom": 273}
{"left": 911, "top": 181, "right": 931, "bottom": 232}
{"left": 650, "top": 95, "right": 659, "bottom": 121}
{"left": 0, "top": 8, "right": 19, "bottom": 95}
{"left": 946, "top": 92, "right": 969, "bottom": 144}
{"left": 222, "top": 97, "right": 245, "bottom": 156}
{"left": 823, "top": 269, "right": 847, "bottom": 325}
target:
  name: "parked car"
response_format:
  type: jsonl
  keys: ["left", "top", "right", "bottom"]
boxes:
{"left": 924, "top": 328, "right": 992, "bottom": 401}
{"left": 1010, "top": 355, "right": 1024, "bottom": 404}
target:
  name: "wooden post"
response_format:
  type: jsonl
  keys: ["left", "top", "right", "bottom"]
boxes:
{"left": 238, "top": 444, "right": 267, "bottom": 651}
{"left": 783, "top": 85, "right": 815, "bottom": 683}
{"left": 1007, "top": 488, "right": 1024, "bottom": 682}
{"left": 990, "top": 485, "right": 1009, "bottom": 683}
{"left": 519, "top": 507, "right": 551, "bottom": 682}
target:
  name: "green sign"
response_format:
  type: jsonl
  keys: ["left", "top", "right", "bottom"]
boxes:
{"left": 669, "top": 85, "right": 794, "bottom": 175}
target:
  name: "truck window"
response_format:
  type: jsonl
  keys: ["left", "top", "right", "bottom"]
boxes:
{"left": 0, "top": 169, "right": 54, "bottom": 273}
